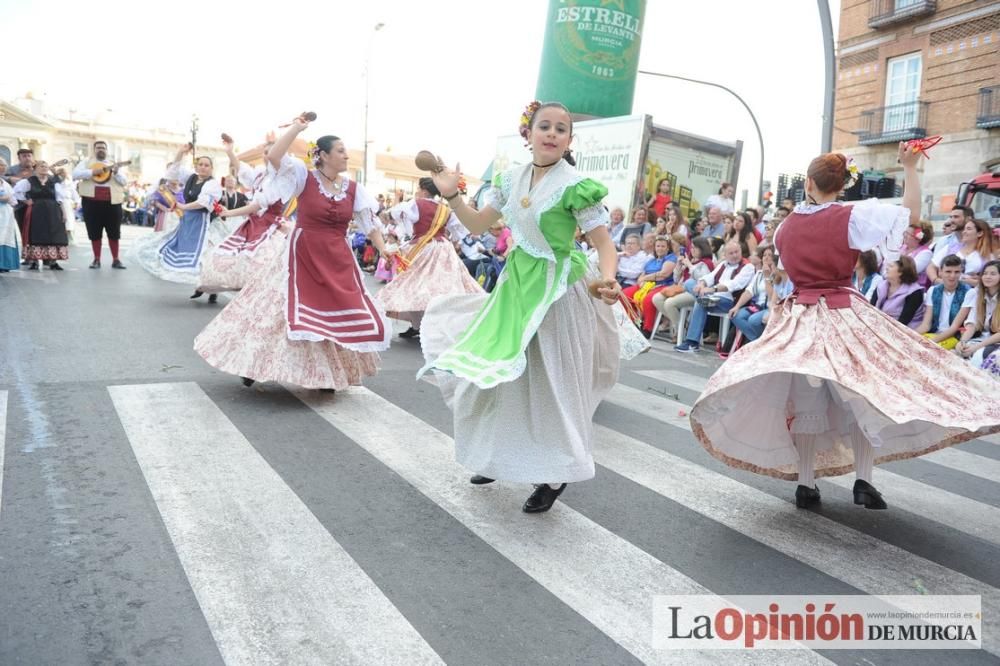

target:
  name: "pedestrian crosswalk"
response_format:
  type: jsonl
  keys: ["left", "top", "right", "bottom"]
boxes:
{"left": 2, "top": 365, "right": 999, "bottom": 664}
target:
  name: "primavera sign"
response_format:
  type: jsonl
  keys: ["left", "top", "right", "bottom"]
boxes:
{"left": 536, "top": 0, "right": 647, "bottom": 118}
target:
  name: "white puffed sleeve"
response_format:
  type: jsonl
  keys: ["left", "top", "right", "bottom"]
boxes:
{"left": 12, "top": 178, "right": 30, "bottom": 202}
{"left": 848, "top": 198, "right": 910, "bottom": 263}
{"left": 194, "top": 178, "right": 223, "bottom": 210}
{"left": 387, "top": 200, "right": 419, "bottom": 238}
{"left": 352, "top": 181, "right": 381, "bottom": 235}
{"left": 574, "top": 203, "right": 611, "bottom": 234}
{"left": 445, "top": 211, "right": 468, "bottom": 242}
{"left": 237, "top": 163, "right": 261, "bottom": 190}
{"left": 256, "top": 155, "right": 304, "bottom": 208}
{"left": 164, "top": 161, "right": 194, "bottom": 183}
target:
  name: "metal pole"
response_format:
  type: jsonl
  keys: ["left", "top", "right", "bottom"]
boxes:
{"left": 818, "top": 0, "right": 836, "bottom": 153}
{"left": 638, "top": 70, "right": 765, "bottom": 206}
{"left": 363, "top": 22, "right": 385, "bottom": 187}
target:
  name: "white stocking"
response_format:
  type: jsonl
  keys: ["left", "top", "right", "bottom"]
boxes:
{"left": 850, "top": 425, "right": 875, "bottom": 482}
{"left": 793, "top": 434, "right": 817, "bottom": 487}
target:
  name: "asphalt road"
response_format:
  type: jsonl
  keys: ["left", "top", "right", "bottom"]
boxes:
{"left": 0, "top": 224, "right": 997, "bottom": 665}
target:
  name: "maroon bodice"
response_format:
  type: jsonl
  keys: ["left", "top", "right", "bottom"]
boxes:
{"left": 776, "top": 204, "right": 859, "bottom": 308}
{"left": 412, "top": 198, "right": 447, "bottom": 240}
{"left": 296, "top": 173, "right": 356, "bottom": 234}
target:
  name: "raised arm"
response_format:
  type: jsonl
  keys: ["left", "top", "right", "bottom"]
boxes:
{"left": 430, "top": 164, "right": 501, "bottom": 235}
{"left": 219, "top": 200, "right": 262, "bottom": 218}
{"left": 270, "top": 117, "right": 308, "bottom": 171}
{"left": 899, "top": 141, "right": 921, "bottom": 226}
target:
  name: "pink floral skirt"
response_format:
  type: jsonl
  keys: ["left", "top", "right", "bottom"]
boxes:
{"left": 376, "top": 239, "right": 482, "bottom": 318}
{"left": 196, "top": 227, "right": 286, "bottom": 294}
{"left": 194, "top": 249, "right": 379, "bottom": 389}
{"left": 691, "top": 295, "right": 1000, "bottom": 480}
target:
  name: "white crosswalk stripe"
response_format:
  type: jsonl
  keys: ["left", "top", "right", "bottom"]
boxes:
{"left": 109, "top": 382, "right": 444, "bottom": 666}
{"left": 0, "top": 390, "right": 6, "bottom": 517}
{"left": 614, "top": 373, "right": 1000, "bottom": 548}
{"left": 293, "top": 386, "right": 827, "bottom": 665}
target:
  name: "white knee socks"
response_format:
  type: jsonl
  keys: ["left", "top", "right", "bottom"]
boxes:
{"left": 793, "top": 434, "right": 817, "bottom": 487}
{"left": 850, "top": 425, "right": 875, "bottom": 482}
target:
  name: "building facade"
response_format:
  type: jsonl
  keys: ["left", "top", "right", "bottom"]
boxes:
{"left": 833, "top": 0, "right": 1000, "bottom": 215}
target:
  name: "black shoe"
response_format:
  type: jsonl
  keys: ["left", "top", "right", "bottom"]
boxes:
{"left": 795, "top": 484, "right": 821, "bottom": 509}
{"left": 853, "top": 480, "right": 887, "bottom": 510}
{"left": 49, "top": 262, "right": 63, "bottom": 271}
{"left": 522, "top": 483, "right": 567, "bottom": 513}
{"left": 27, "top": 261, "right": 39, "bottom": 270}
{"left": 21, "top": 259, "right": 30, "bottom": 266}
{"left": 398, "top": 326, "right": 420, "bottom": 339}
{"left": 190, "top": 290, "right": 204, "bottom": 299}
{"left": 208, "top": 294, "right": 218, "bottom": 304}
{"left": 319, "top": 388, "right": 336, "bottom": 393}
{"left": 241, "top": 377, "right": 255, "bottom": 387}
{"left": 89, "top": 259, "right": 101, "bottom": 269}
{"left": 470, "top": 475, "right": 495, "bottom": 485}
{"left": 111, "top": 260, "right": 126, "bottom": 269}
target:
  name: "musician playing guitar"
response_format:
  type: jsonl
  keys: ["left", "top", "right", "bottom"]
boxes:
{"left": 72, "top": 140, "right": 129, "bottom": 269}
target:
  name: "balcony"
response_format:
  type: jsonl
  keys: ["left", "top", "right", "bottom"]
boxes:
{"left": 869, "top": 0, "right": 936, "bottom": 29}
{"left": 978, "top": 86, "right": 1000, "bottom": 129}
{"left": 855, "top": 101, "right": 929, "bottom": 145}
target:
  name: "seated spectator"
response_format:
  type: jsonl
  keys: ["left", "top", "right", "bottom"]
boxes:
{"left": 743, "top": 208, "right": 764, "bottom": 243}
{"left": 723, "top": 211, "right": 758, "bottom": 258}
{"left": 927, "top": 206, "right": 971, "bottom": 284}
{"left": 941, "top": 218, "right": 992, "bottom": 287}
{"left": 701, "top": 206, "right": 726, "bottom": 238}
{"left": 872, "top": 256, "right": 925, "bottom": 329}
{"left": 852, "top": 250, "right": 883, "bottom": 301}
{"left": 459, "top": 232, "right": 489, "bottom": 276}
{"left": 915, "top": 254, "right": 971, "bottom": 350}
{"left": 691, "top": 217, "right": 707, "bottom": 238}
{"left": 652, "top": 236, "right": 715, "bottom": 339}
{"left": 956, "top": 260, "right": 1000, "bottom": 368}
{"left": 674, "top": 240, "right": 754, "bottom": 352}
{"left": 616, "top": 233, "right": 648, "bottom": 286}
{"left": 608, "top": 206, "right": 626, "bottom": 248}
{"left": 901, "top": 220, "right": 934, "bottom": 288}
{"left": 622, "top": 236, "right": 677, "bottom": 337}
{"left": 664, "top": 203, "right": 689, "bottom": 239}
{"left": 727, "top": 246, "right": 794, "bottom": 343}
{"left": 620, "top": 206, "right": 652, "bottom": 243}
{"left": 640, "top": 231, "right": 656, "bottom": 256}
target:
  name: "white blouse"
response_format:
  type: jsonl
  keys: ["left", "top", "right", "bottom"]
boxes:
{"left": 248, "top": 155, "right": 301, "bottom": 211}
{"left": 779, "top": 199, "right": 910, "bottom": 263}
{"left": 163, "top": 163, "right": 223, "bottom": 210}
{"left": 285, "top": 159, "right": 380, "bottom": 235}
{"left": 963, "top": 288, "right": 998, "bottom": 331}
{"left": 387, "top": 198, "right": 468, "bottom": 242}
{"left": 13, "top": 177, "right": 68, "bottom": 203}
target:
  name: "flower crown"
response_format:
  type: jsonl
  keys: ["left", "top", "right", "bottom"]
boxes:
{"left": 844, "top": 157, "right": 860, "bottom": 189}
{"left": 519, "top": 100, "right": 542, "bottom": 145}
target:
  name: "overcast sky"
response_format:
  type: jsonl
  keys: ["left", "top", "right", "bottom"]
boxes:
{"left": 3, "top": 0, "right": 840, "bottom": 197}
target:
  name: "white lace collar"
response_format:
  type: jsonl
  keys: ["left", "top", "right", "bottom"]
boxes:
{"left": 499, "top": 160, "right": 584, "bottom": 261}
{"left": 793, "top": 201, "right": 845, "bottom": 215}
{"left": 310, "top": 170, "right": 352, "bottom": 200}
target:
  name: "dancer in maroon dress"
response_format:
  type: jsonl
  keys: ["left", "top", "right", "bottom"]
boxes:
{"left": 690, "top": 143, "right": 1000, "bottom": 510}
{"left": 194, "top": 114, "right": 394, "bottom": 390}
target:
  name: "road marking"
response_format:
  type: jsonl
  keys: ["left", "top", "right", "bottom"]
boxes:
{"left": 634, "top": 369, "right": 709, "bottom": 393}
{"left": 109, "top": 382, "right": 442, "bottom": 666}
{"left": 0, "top": 391, "right": 6, "bottom": 516}
{"left": 295, "top": 386, "right": 825, "bottom": 666}
{"left": 607, "top": 382, "right": 1000, "bottom": 548}
{"left": 923, "top": 446, "right": 1000, "bottom": 483}
{"left": 592, "top": 424, "right": 1000, "bottom": 656}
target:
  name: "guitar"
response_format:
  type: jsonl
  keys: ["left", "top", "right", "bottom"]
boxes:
{"left": 91, "top": 160, "right": 132, "bottom": 184}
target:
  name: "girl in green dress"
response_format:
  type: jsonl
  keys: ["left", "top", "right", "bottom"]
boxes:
{"left": 420, "top": 102, "right": 626, "bottom": 514}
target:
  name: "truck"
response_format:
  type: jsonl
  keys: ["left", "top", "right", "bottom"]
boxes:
{"left": 486, "top": 114, "right": 743, "bottom": 221}
{"left": 957, "top": 169, "right": 1000, "bottom": 226}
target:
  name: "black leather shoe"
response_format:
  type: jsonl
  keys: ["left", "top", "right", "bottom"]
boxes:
{"left": 208, "top": 294, "right": 218, "bottom": 303}
{"left": 190, "top": 290, "right": 204, "bottom": 299}
{"left": 795, "top": 484, "right": 821, "bottom": 509}
{"left": 470, "top": 475, "right": 495, "bottom": 485}
{"left": 111, "top": 260, "right": 126, "bottom": 269}
{"left": 853, "top": 480, "right": 887, "bottom": 510}
{"left": 399, "top": 326, "right": 420, "bottom": 339}
{"left": 523, "top": 484, "right": 567, "bottom": 513}
{"left": 319, "top": 388, "right": 336, "bottom": 393}
{"left": 241, "top": 377, "right": 255, "bottom": 387}
{"left": 89, "top": 259, "right": 101, "bottom": 269}
{"left": 27, "top": 261, "right": 39, "bottom": 270}
{"left": 49, "top": 262, "right": 63, "bottom": 270}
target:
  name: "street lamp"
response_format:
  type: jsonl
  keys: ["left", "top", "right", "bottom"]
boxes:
{"left": 190, "top": 114, "right": 199, "bottom": 166}
{"left": 363, "top": 21, "right": 386, "bottom": 186}
{"left": 638, "top": 70, "right": 765, "bottom": 207}
{"left": 818, "top": 0, "right": 836, "bottom": 153}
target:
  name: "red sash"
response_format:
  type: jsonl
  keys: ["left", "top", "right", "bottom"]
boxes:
{"left": 285, "top": 176, "right": 389, "bottom": 350}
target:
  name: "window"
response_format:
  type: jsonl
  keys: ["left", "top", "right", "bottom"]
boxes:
{"left": 884, "top": 52, "right": 922, "bottom": 131}
{"left": 74, "top": 142, "right": 89, "bottom": 157}
{"left": 0, "top": 145, "right": 10, "bottom": 165}
{"left": 895, "top": 0, "right": 922, "bottom": 9}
